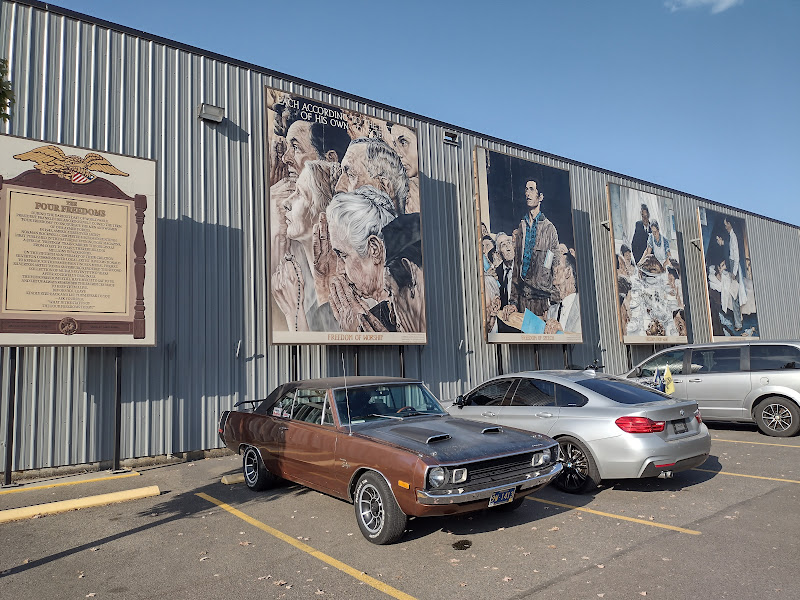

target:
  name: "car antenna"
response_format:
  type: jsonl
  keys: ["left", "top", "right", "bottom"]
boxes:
{"left": 342, "top": 353, "right": 352, "bottom": 436}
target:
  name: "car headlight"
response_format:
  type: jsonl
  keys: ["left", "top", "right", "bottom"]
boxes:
{"left": 428, "top": 467, "right": 446, "bottom": 488}
{"left": 451, "top": 468, "right": 468, "bottom": 484}
{"left": 532, "top": 449, "right": 551, "bottom": 468}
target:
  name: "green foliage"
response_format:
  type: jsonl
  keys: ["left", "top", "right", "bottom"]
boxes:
{"left": 1, "top": 58, "right": 14, "bottom": 122}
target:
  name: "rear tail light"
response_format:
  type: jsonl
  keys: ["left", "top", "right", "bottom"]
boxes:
{"left": 615, "top": 416, "right": 666, "bottom": 433}
{"left": 695, "top": 409, "right": 702, "bottom": 423}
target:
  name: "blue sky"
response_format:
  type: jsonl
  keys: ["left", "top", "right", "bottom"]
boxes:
{"left": 45, "top": 0, "right": 799, "bottom": 225}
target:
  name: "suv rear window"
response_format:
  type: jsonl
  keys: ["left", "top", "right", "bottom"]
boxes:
{"left": 576, "top": 377, "right": 670, "bottom": 404}
{"left": 750, "top": 345, "right": 800, "bottom": 371}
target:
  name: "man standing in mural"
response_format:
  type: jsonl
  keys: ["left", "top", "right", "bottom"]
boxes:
{"left": 545, "top": 251, "right": 580, "bottom": 334}
{"left": 724, "top": 216, "right": 746, "bottom": 331}
{"left": 494, "top": 232, "right": 515, "bottom": 308}
{"left": 631, "top": 203, "right": 652, "bottom": 263}
{"left": 511, "top": 179, "right": 560, "bottom": 317}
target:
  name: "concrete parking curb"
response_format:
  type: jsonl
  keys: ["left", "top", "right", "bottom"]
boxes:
{"left": 0, "top": 485, "right": 162, "bottom": 524}
{"left": 221, "top": 473, "right": 245, "bottom": 485}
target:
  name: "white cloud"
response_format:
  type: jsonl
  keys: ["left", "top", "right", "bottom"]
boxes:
{"left": 665, "top": 0, "right": 744, "bottom": 14}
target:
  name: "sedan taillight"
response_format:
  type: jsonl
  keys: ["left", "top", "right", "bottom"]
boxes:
{"left": 695, "top": 409, "right": 702, "bottom": 423}
{"left": 615, "top": 416, "right": 666, "bottom": 433}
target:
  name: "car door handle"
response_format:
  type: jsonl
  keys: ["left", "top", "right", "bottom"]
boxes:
{"left": 673, "top": 379, "right": 683, "bottom": 384}
{"left": 535, "top": 412, "right": 553, "bottom": 418}
{"left": 481, "top": 411, "right": 496, "bottom": 417}
{"left": 689, "top": 379, "right": 702, "bottom": 383}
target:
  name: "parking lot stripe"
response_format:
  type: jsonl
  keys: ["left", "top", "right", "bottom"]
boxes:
{"left": 712, "top": 438, "right": 800, "bottom": 449}
{"left": 692, "top": 468, "right": 800, "bottom": 484}
{"left": 526, "top": 497, "right": 701, "bottom": 535}
{"left": 0, "top": 471, "right": 140, "bottom": 495}
{"left": 196, "top": 493, "right": 418, "bottom": 600}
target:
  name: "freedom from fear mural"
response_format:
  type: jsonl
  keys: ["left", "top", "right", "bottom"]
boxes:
{"left": 698, "top": 207, "right": 759, "bottom": 340}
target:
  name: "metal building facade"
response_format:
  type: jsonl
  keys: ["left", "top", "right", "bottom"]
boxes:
{"left": 1, "top": 0, "right": 798, "bottom": 473}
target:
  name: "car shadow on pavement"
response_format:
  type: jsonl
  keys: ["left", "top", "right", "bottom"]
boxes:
{"left": 0, "top": 476, "right": 306, "bottom": 579}
{"left": 704, "top": 422, "right": 760, "bottom": 435}
{"left": 399, "top": 495, "right": 567, "bottom": 542}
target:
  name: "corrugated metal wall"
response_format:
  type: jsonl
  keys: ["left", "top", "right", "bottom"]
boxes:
{"left": 2, "top": 0, "right": 798, "bottom": 472}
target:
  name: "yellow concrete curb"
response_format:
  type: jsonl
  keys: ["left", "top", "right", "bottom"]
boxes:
{"left": 0, "top": 471, "right": 140, "bottom": 495}
{"left": 221, "top": 473, "right": 245, "bottom": 485}
{"left": 0, "top": 485, "right": 161, "bottom": 524}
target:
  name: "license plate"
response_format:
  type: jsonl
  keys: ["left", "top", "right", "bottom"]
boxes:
{"left": 674, "top": 419, "right": 688, "bottom": 434}
{"left": 488, "top": 487, "right": 515, "bottom": 507}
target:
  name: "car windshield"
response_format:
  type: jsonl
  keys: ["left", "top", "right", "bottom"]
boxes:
{"left": 575, "top": 377, "right": 671, "bottom": 404}
{"left": 333, "top": 383, "right": 446, "bottom": 425}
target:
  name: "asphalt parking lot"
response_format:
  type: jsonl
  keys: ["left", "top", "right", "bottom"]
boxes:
{"left": 1, "top": 422, "right": 798, "bottom": 600}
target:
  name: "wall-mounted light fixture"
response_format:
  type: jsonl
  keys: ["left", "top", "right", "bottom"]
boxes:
{"left": 197, "top": 103, "right": 224, "bottom": 123}
{"left": 444, "top": 131, "right": 459, "bottom": 146}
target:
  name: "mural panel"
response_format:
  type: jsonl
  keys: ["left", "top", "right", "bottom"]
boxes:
{"left": 266, "top": 88, "right": 426, "bottom": 345}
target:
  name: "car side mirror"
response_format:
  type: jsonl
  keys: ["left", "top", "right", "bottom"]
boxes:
{"left": 453, "top": 395, "right": 465, "bottom": 409}
{"left": 635, "top": 366, "right": 643, "bottom": 377}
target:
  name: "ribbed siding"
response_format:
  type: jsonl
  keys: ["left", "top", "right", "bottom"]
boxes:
{"left": 1, "top": 1, "right": 798, "bottom": 472}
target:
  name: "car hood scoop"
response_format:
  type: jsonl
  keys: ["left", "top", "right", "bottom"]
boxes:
{"left": 387, "top": 425, "right": 451, "bottom": 444}
{"left": 357, "top": 416, "right": 551, "bottom": 461}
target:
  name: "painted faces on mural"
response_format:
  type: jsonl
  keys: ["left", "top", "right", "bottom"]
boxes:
{"left": 283, "top": 168, "right": 314, "bottom": 241}
{"left": 281, "top": 120, "right": 318, "bottom": 177}
{"left": 329, "top": 222, "right": 384, "bottom": 300}
{"left": 498, "top": 236, "right": 514, "bottom": 262}
{"left": 390, "top": 124, "right": 418, "bottom": 178}
{"left": 336, "top": 143, "right": 373, "bottom": 194}
{"left": 525, "top": 180, "right": 542, "bottom": 210}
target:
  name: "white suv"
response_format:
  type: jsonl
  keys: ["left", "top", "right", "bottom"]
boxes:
{"left": 625, "top": 341, "right": 800, "bottom": 437}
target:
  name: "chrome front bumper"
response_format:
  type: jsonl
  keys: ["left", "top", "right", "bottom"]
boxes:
{"left": 415, "top": 462, "right": 562, "bottom": 505}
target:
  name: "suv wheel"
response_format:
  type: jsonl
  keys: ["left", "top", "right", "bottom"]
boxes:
{"left": 754, "top": 397, "right": 800, "bottom": 437}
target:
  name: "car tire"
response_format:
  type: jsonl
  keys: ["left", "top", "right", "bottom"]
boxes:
{"left": 554, "top": 436, "right": 601, "bottom": 494}
{"left": 242, "top": 446, "right": 277, "bottom": 491}
{"left": 354, "top": 471, "right": 408, "bottom": 545}
{"left": 754, "top": 397, "right": 800, "bottom": 437}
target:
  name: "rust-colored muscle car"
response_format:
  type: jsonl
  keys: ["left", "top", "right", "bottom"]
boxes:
{"left": 219, "top": 376, "right": 562, "bottom": 544}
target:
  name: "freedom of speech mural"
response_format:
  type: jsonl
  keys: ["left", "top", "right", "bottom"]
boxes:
{"left": 266, "top": 88, "right": 426, "bottom": 345}
{"left": 607, "top": 184, "right": 688, "bottom": 344}
{"left": 474, "top": 147, "right": 581, "bottom": 344}
{"left": 698, "top": 208, "right": 759, "bottom": 340}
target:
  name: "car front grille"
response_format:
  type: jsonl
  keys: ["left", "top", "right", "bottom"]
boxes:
{"left": 426, "top": 451, "right": 553, "bottom": 496}
{"left": 466, "top": 453, "right": 537, "bottom": 486}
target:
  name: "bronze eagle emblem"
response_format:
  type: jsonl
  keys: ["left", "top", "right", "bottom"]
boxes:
{"left": 13, "top": 145, "right": 129, "bottom": 184}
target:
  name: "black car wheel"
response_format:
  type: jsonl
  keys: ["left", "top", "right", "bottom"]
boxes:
{"left": 554, "top": 436, "right": 601, "bottom": 494}
{"left": 354, "top": 471, "right": 408, "bottom": 545}
{"left": 242, "top": 446, "right": 277, "bottom": 491}
{"left": 754, "top": 397, "right": 800, "bottom": 437}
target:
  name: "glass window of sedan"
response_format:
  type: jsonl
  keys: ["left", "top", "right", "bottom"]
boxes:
{"left": 465, "top": 380, "right": 514, "bottom": 406}
{"left": 509, "top": 379, "right": 556, "bottom": 406}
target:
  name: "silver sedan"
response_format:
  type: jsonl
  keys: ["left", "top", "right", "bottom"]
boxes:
{"left": 448, "top": 370, "right": 711, "bottom": 493}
